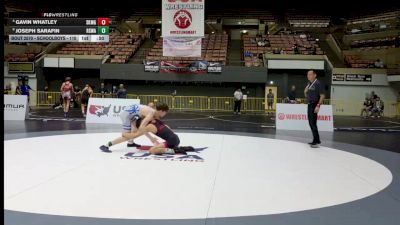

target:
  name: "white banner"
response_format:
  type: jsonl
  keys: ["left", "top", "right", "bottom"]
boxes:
{"left": 276, "top": 103, "right": 334, "bottom": 132}
{"left": 267, "top": 60, "right": 325, "bottom": 70}
{"left": 4, "top": 95, "right": 28, "bottom": 120}
{"left": 162, "top": 0, "right": 204, "bottom": 37}
{"left": 86, "top": 98, "right": 140, "bottom": 124}
{"left": 163, "top": 37, "right": 202, "bottom": 57}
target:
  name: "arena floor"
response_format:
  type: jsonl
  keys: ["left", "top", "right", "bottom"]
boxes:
{"left": 4, "top": 108, "right": 400, "bottom": 225}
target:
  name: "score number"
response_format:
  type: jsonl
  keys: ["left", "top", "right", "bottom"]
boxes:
{"left": 97, "top": 18, "right": 110, "bottom": 26}
{"left": 98, "top": 26, "right": 109, "bottom": 34}
{"left": 97, "top": 18, "right": 110, "bottom": 35}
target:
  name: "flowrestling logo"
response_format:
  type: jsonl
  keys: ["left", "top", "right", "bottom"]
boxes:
{"left": 121, "top": 147, "right": 207, "bottom": 163}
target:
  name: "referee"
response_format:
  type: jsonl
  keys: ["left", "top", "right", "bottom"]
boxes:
{"left": 304, "top": 69, "right": 325, "bottom": 148}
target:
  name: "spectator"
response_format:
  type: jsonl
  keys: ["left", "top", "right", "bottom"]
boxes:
{"left": 288, "top": 85, "right": 297, "bottom": 103}
{"left": 244, "top": 51, "right": 253, "bottom": 57}
{"left": 252, "top": 56, "right": 261, "bottom": 67}
{"left": 273, "top": 48, "right": 280, "bottom": 54}
{"left": 280, "top": 48, "right": 285, "bottom": 54}
{"left": 112, "top": 86, "right": 117, "bottom": 97}
{"left": 81, "top": 84, "right": 93, "bottom": 117}
{"left": 9, "top": 82, "right": 16, "bottom": 95}
{"left": 73, "top": 85, "right": 81, "bottom": 108}
{"left": 312, "top": 46, "right": 317, "bottom": 55}
{"left": 264, "top": 39, "right": 271, "bottom": 47}
{"left": 360, "top": 97, "right": 373, "bottom": 118}
{"left": 395, "top": 36, "right": 400, "bottom": 48}
{"left": 20, "top": 79, "right": 35, "bottom": 105}
{"left": 398, "top": 91, "right": 400, "bottom": 102}
{"left": 374, "top": 59, "right": 384, "bottom": 68}
{"left": 60, "top": 77, "right": 74, "bottom": 118}
{"left": 371, "top": 91, "right": 378, "bottom": 101}
{"left": 99, "top": 82, "right": 109, "bottom": 98}
{"left": 307, "top": 34, "right": 312, "bottom": 41}
{"left": 52, "top": 94, "right": 64, "bottom": 110}
{"left": 293, "top": 44, "right": 300, "bottom": 54}
{"left": 256, "top": 34, "right": 262, "bottom": 42}
{"left": 15, "top": 85, "right": 22, "bottom": 95}
{"left": 116, "top": 84, "right": 127, "bottom": 98}
{"left": 372, "top": 96, "right": 384, "bottom": 118}
{"left": 233, "top": 88, "right": 243, "bottom": 115}
{"left": 4, "top": 83, "right": 11, "bottom": 94}
{"left": 258, "top": 53, "right": 263, "bottom": 61}
{"left": 267, "top": 89, "right": 274, "bottom": 111}
{"left": 41, "top": 86, "right": 49, "bottom": 105}
{"left": 257, "top": 40, "right": 266, "bottom": 47}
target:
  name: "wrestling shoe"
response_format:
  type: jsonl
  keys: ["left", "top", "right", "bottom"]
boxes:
{"left": 100, "top": 145, "right": 112, "bottom": 153}
{"left": 173, "top": 147, "right": 188, "bottom": 155}
{"left": 178, "top": 146, "right": 195, "bottom": 152}
{"left": 127, "top": 142, "right": 141, "bottom": 147}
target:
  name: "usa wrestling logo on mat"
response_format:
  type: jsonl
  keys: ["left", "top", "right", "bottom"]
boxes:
{"left": 121, "top": 147, "right": 208, "bottom": 162}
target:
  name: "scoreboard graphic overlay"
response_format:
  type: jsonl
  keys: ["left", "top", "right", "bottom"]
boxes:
{"left": 8, "top": 13, "right": 109, "bottom": 43}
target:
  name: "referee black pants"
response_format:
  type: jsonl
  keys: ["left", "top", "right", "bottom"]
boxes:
{"left": 307, "top": 103, "right": 320, "bottom": 143}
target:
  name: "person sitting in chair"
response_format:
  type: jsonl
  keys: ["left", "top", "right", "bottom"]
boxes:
{"left": 371, "top": 97, "right": 384, "bottom": 118}
{"left": 360, "top": 97, "right": 373, "bottom": 118}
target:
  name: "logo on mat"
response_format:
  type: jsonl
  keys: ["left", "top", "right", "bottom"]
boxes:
{"left": 89, "top": 104, "right": 111, "bottom": 117}
{"left": 121, "top": 147, "right": 208, "bottom": 163}
{"left": 173, "top": 9, "right": 192, "bottom": 29}
{"left": 278, "top": 113, "right": 285, "bottom": 120}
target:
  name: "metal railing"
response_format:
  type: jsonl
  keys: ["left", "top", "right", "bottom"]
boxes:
{"left": 35, "top": 91, "right": 399, "bottom": 116}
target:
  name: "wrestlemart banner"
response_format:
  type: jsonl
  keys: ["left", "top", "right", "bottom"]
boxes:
{"left": 276, "top": 103, "right": 334, "bottom": 132}
{"left": 162, "top": 0, "right": 205, "bottom": 37}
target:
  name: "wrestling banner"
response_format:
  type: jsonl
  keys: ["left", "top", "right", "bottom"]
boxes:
{"left": 162, "top": 0, "right": 204, "bottom": 37}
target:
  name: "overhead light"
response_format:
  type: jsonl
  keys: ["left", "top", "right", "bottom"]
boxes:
{"left": 128, "top": 30, "right": 132, "bottom": 33}
{"left": 158, "top": 20, "right": 162, "bottom": 24}
{"left": 238, "top": 21, "right": 242, "bottom": 25}
{"left": 269, "top": 81, "right": 274, "bottom": 85}
{"left": 211, "top": 31, "right": 215, "bottom": 34}
{"left": 316, "top": 38, "right": 319, "bottom": 41}
{"left": 241, "top": 30, "right": 248, "bottom": 34}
